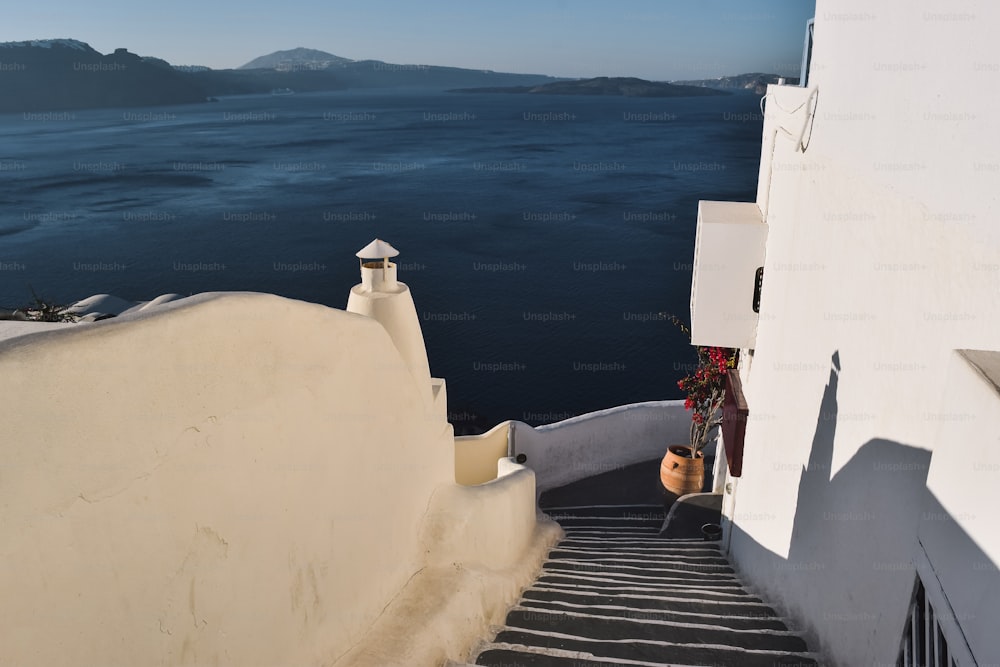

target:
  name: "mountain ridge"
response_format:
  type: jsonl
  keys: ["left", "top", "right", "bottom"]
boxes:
{"left": 0, "top": 40, "right": 207, "bottom": 112}
{"left": 0, "top": 39, "right": 786, "bottom": 113}
{"left": 0, "top": 39, "right": 563, "bottom": 112}
{"left": 451, "top": 76, "right": 728, "bottom": 98}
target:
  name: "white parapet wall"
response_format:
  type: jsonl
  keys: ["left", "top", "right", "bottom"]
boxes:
{"left": 423, "top": 459, "right": 546, "bottom": 570}
{"left": 511, "top": 401, "right": 693, "bottom": 493}
{"left": 0, "top": 292, "right": 557, "bottom": 667}
{"left": 337, "top": 458, "right": 562, "bottom": 667}
{"left": 455, "top": 421, "right": 511, "bottom": 486}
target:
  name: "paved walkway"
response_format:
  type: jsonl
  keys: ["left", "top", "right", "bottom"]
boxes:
{"left": 467, "top": 459, "right": 821, "bottom": 667}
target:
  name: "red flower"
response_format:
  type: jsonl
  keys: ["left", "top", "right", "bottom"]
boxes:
{"left": 672, "top": 333, "right": 737, "bottom": 448}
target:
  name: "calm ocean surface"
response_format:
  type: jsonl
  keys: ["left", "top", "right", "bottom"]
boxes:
{"left": 0, "top": 89, "right": 764, "bottom": 430}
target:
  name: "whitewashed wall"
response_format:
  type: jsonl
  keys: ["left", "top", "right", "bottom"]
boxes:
{"left": 513, "top": 401, "right": 692, "bottom": 492}
{"left": 727, "top": 2, "right": 1000, "bottom": 665}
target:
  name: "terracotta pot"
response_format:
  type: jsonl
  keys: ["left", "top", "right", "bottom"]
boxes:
{"left": 660, "top": 445, "right": 705, "bottom": 496}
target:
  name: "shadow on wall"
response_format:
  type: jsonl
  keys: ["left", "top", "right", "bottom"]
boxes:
{"left": 729, "top": 351, "right": 999, "bottom": 666}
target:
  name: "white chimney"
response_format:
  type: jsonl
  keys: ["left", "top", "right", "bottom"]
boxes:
{"left": 346, "top": 239, "right": 432, "bottom": 392}
{"left": 355, "top": 238, "right": 400, "bottom": 293}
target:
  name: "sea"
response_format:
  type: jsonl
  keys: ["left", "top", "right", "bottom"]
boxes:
{"left": 0, "top": 89, "right": 765, "bottom": 431}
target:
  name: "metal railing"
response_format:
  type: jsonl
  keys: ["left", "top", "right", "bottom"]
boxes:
{"left": 897, "top": 576, "right": 958, "bottom": 667}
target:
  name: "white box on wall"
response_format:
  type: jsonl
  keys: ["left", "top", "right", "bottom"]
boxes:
{"left": 690, "top": 200, "right": 768, "bottom": 349}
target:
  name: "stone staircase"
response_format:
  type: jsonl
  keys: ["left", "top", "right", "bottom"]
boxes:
{"left": 467, "top": 501, "right": 822, "bottom": 667}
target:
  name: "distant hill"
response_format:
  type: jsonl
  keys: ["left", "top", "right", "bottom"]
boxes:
{"left": 671, "top": 72, "right": 800, "bottom": 95}
{"left": 0, "top": 40, "right": 562, "bottom": 112}
{"left": 239, "top": 48, "right": 354, "bottom": 71}
{"left": 8, "top": 40, "right": 776, "bottom": 113}
{"left": 0, "top": 39, "right": 208, "bottom": 112}
{"left": 451, "top": 76, "right": 728, "bottom": 98}
{"left": 229, "top": 47, "right": 559, "bottom": 91}
{"left": 187, "top": 51, "right": 561, "bottom": 96}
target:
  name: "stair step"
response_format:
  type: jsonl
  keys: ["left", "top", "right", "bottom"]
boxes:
{"left": 541, "top": 503, "right": 666, "bottom": 512}
{"left": 560, "top": 528, "right": 665, "bottom": 535}
{"left": 544, "top": 557, "right": 736, "bottom": 577}
{"left": 523, "top": 587, "right": 773, "bottom": 613}
{"left": 538, "top": 568, "right": 744, "bottom": 588}
{"left": 550, "top": 547, "right": 731, "bottom": 564}
{"left": 517, "top": 598, "right": 791, "bottom": 630}
{"left": 559, "top": 536, "right": 717, "bottom": 546}
{"left": 476, "top": 640, "right": 820, "bottom": 666}
{"left": 501, "top": 607, "right": 809, "bottom": 652}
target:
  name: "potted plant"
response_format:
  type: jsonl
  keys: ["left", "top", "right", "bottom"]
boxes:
{"left": 660, "top": 317, "right": 737, "bottom": 497}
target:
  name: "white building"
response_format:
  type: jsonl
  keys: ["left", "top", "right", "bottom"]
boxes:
{"left": 0, "top": 241, "right": 694, "bottom": 667}
{"left": 692, "top": 1, "right": 1000, "bottom": 664}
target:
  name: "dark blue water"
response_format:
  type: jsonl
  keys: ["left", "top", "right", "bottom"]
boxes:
{"left": 0, "top": 90, "right": 764, "bottom": 430}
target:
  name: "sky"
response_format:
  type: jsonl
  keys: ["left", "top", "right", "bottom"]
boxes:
{"left": 1, "top": 0, "right": 815, "bottom": 80}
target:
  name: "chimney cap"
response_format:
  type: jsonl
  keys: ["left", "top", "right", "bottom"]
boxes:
{"left": 355, "top": 238, "right": 400, "bottom": 259}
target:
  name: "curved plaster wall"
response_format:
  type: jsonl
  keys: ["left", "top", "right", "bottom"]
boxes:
{"left": 336, "top": 459, "right": 561, "bottom": 667}
{"left": 0, "top": 292, "right": 543, "bottom": 667}
{"left": 512, "top": 401, "right": 691, "bottom": 492}
{"left": 423, "top": 459, "right": 540, "bottom": 569}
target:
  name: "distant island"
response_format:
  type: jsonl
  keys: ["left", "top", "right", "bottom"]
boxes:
{"left": 0, "top": 40, "right": 560, "bottom": 113}
{"left": 671, "top": 72, "right": 800, "bottom": 95}
{"left": 0, "top": 40, "right": 793, "bottom": 113}
{"left": 0, "top": 40, "right": 206, "bottom": 113}
{"left": 239, "top": 47, "right": 354, "bottom": 71}
{"left": 450, "top": 76, "right": 728, "bottom": 98}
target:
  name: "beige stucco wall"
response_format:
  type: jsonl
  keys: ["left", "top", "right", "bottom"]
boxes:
{"left": 0, "top": 292, "right": 552, "bottom": 667}
{"left": 340, "top": 461, "right": 562, "bottom": 667}
{"left": 424, "top": 459, "right": 541, "bottom": 570}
